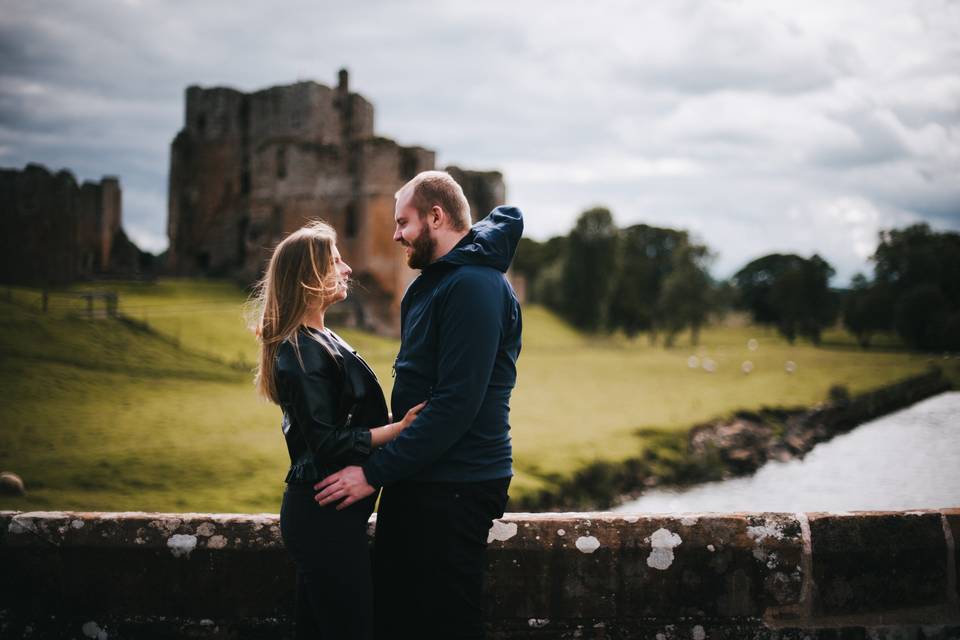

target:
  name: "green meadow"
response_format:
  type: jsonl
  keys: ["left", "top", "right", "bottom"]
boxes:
{"left": 0, "top": 279, "right": 949, "bottom": 513}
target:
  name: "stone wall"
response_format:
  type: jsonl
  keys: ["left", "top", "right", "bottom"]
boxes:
{"left": 0, "top": 163, "right": 143, "bottom": 286}
{"left": 2, "top": 510, "right": 958, "bottom": 638}
{"left": 447, "top": 165, "right": 507, "bottom": 224}
{"left": 167, "top": 69, "right": 506, "bottom": 334}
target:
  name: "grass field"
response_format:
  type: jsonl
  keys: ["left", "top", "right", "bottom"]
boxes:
{"left": 1, "top": 279, "right": 951, "bottom": 513}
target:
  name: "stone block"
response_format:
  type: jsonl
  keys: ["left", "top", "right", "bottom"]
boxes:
{"left": 943, "top": 508, "right": 960, "bottom": 606}
{"left": 2, "top": 512, "right": 296, "bottom": 620}
{"left": 486, "top": 513, "right": 803, "bottom": 625}
{"left": 808, "top": 512, "right": 948, "bottom": 617}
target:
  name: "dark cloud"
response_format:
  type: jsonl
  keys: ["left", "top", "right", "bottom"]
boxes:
{"left": 812, "top": 111, "right": 910, "bottom": 168}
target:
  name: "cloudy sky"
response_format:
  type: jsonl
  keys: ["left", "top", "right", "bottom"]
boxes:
{"left": 2, "top": 0, "right": 958, "bottom": 283}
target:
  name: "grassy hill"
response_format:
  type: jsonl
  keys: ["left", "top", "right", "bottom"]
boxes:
{"left": 0, "top": 280, "right": 946, "bottom": 513}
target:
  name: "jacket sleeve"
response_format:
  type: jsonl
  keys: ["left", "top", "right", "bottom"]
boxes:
{"left": 362, "top": 270, "right": 501, "bottom": 487}
{"left": 279, "top": 344, "right": 372, "bottom": 463}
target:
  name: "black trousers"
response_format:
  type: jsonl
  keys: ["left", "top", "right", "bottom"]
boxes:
{"left": 372, "top": 477, "right": 511, "bottom": 640}
{"left": 280, "top": 483, "right": 377, "bottom": 640}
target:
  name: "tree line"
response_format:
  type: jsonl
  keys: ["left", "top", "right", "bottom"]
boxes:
{"left": 843, "top": 224, "right": 960, "bottom": 351}
{"left": 512, "top": 208, "right": 960, "bottom": 351}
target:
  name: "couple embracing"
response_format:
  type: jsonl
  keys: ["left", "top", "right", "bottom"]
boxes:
{"left": 252, "top": 170, "right": 523, "bottom": 639}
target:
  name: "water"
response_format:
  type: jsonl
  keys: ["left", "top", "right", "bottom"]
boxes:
{"left": 613, "top": 391, "right": 960, "bottom": 514}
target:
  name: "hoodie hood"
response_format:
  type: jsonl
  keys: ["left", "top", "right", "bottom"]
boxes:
{"left": 434, "top": 206, "right": 524, "bottom": 273}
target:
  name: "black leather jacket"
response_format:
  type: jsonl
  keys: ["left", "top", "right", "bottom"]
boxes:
{"left": 276, "top": 327, "right": 389, "bottom": 484}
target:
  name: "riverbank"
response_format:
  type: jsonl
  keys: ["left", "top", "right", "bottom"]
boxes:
{"left": 513, "top": 367, "right": 953, "bottom": 511}
{"left": 614, "top": 391, "right": 960, "bottom": 513}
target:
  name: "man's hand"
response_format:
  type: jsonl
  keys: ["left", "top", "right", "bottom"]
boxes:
{"left": 314, "top": 466, "right": 375, "bottom": 510}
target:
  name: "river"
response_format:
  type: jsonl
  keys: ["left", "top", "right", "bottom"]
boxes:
{"left": 613, "top": 391, "right": 960, "bottom": 514}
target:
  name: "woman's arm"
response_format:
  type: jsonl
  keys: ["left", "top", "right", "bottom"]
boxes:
{"left": 369, "top": 401, "right": 426, "bottom": 447}
{"left": 280, "top": 340, "right": 426, "bottom": 458}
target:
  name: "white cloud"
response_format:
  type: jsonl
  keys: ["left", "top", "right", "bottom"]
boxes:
{"left": 504, "top": 155, "right": 702, "bottom": 185}
{"left": 787, "top": 196, "right": 920, "bottom": 264}
{"left": 125, "top": 224, "right": 167, "bottom": 254}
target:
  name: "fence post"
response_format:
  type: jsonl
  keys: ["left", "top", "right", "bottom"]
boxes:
{"left": 86, "top": 294, "right": 94, "bottom": 319}
{"left": 42, "top": 291, "right": 49, "bottom": 313}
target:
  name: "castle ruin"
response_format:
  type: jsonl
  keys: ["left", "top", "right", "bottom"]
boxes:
{"left": 167, "top": 69, "right": 505, "bottom": 334}
{"left": 0, "top": 164, "right": 145, "bottom": 286}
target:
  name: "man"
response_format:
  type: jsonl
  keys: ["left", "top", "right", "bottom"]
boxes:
{"left": 314, "top": 170, "right": 523, "bottom": 639}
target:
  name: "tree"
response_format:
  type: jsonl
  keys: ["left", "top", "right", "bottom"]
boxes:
{"left": 894, "top": 284, "right": 949, "bottom": 351}
{"left": 512, "top": 237, "right": 545, "bottom": 283}
{"left": 607, "top": 224, "right": 686, "bottom": 340}
{"left": 532, "top": 257, "right": 565, "bottom": 312}
{"left": 869, "top": 224, "right": 960, "bottom": 351}
{"left": 560, "top": 207, "right": 620, "bottom": 331}
{"left": 658, "top": 242, "right": 713, "bottom": 347}
{"left": 842, "top": 274, "right": 894, "bottom": 348}
{"left": 731, "top": 254, "right": 788, "bottom": 326}
{"left": 709, "top": 279, "right": 738, "bottom": 322}
{"left": 874, "top": 224, "right": 960, "bottom": 307}
{"left": 512, "top": 236, "right": 568, "bottom": 303}
{"left": 733, "top": 253, "right": 837, "bottom": 344}
{"left": 519, "top": 210, "right": 718, "bottom": 341}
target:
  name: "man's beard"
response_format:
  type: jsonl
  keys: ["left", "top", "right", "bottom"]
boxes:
{"left": 405, "top": 224, "right": 436, "bottom": 270}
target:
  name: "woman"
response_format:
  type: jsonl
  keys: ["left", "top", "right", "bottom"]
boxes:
{"left": 252, "top": 220, "right": 424, "bottom": 640}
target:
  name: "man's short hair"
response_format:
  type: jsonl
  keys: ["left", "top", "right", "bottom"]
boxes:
{"left": 396, "top": 171, "right": 471, "bottom": 232}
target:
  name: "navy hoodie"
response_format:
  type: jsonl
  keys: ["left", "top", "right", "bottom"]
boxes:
{"left": 361, "top": 206, "right": 523, "bottom": 487}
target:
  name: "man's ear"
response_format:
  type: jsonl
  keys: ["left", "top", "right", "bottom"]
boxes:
{"left": 429, "top": 205, "right": 444, "bottom": 229}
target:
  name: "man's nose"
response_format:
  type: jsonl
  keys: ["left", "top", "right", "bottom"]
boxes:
{"left": 343, "top": 263, "right": 352, "bottom": 277}
{"left": 393, "top": 227, "right": 401, "bottom": 242}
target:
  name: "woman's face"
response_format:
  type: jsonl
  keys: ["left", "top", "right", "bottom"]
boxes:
{"left": 330, "top": 244, "right": 352, "bottom": 304}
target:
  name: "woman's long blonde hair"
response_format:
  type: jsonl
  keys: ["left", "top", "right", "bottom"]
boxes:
{"left": 250, "top": 220, "right": 341, "bottom": 404}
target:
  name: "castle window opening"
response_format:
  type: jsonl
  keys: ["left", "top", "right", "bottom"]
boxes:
{"left": 247, "top": 219, "right": 265, "bottom": 242}
{"left": 345, "top": 202, "right": 358, "bottom": 238}
{"left": 196, "top": 114, "right": 206, "bottom": 134}
{"left": 400, "top": 152, "right": 418, "bottom": 180}
{"left": 240, "top": 170, "right": 250, "bottom": 195}
{"left": 276, "top": 146, "right": 287, "bottom": 180}
{"left": 271, "top": 205, "right": 283, "bottom": 237}
{"left": 236, "top": 216, "right": 249, "bottom": 266}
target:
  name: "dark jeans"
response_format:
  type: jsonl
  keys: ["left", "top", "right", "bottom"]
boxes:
{"left": 280, "top": 483, "right": 376, "bottom": 640}
{"left": 373, "top": 477, "right": 511, "bottom": 640}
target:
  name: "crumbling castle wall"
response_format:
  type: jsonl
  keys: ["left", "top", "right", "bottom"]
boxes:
{"left": 167, "top": 70, "right": 505, "bottom": 334}
{"left": 0, "top": 164, "right": 138, "bottom": 286}
{"left": 447, "top": 165, "right": 507, "bottom": 224}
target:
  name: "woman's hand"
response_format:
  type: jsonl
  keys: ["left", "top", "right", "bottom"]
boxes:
{"left": 370, "top": 401, "right": 426, "bottom": 446}
{"left": 398, "top": 401, "right": 427, "bottom": 431}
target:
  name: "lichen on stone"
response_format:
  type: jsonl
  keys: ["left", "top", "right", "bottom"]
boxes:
{"left": 647, "top": 528, "right": 682, "bottom": 570}
{"left": 487, "top": 520, "right": 518, "bottom": 543}
{"left": 166, "top": 534, "right": 198, "bottom": 558}
{"left": 575, "top": 535, "right": 601, "bottom": 554}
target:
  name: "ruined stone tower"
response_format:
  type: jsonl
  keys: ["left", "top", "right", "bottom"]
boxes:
{"left": 167, "top": 70, "right": 505, "bottom": 333}
{"left": 0, "top": 164, "right": 142, "bottom": 286}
